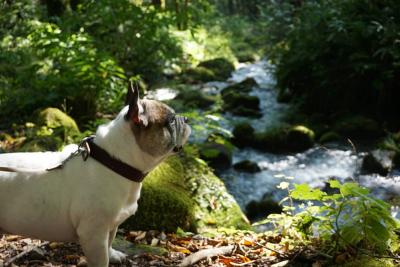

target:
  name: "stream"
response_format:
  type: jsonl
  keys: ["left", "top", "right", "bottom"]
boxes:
{"left": 150, "top": 60, "right": 400, "bottom": 219}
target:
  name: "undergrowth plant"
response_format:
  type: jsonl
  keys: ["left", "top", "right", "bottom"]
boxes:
{"left": 257, "top": 178, "right": 400, "bottom": 257}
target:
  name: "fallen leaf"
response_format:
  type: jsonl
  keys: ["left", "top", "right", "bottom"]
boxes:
{"left": 135, "top": 231, "right": 147, "bottom": 241}
{"left": 5, "top": 235, "right": 20, "bottom": 242}
{"left": 151, "top": 238, "right": 159, "bottom": 247}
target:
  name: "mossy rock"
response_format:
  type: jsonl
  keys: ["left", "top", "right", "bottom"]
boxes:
{"left": 221, "top": 78, "right": 258, "bottom": 96}
{"left": 236, "top": 50, "right": 258, "bottom": 63}
{"left": 245, "top": 196, "right": 282, "bottom": 222}
{"left": 338, "top": 256, "right": 396, "bottom": 267}
{"left": 123, "top": 156, "right": 195, "bottom": 232}
{"left": 123, "top": 155, "right": 249, "bottom": 233}
{"left": 197, "top": 58, "right": 235, "bottom": 81}
{"left": 232, "top": 122, "right": 255, "bottom": 148}
{"left": 36, "top": 107, "right": 80, "bottom": 138}
{"left": 319, "top": 131, "right": 341, "bottom": 144}
{"left": 233, "top": 160, "right": 261, "bottom": 173}
{"left": 255, "top": 125, "right": 314, "bottom": 153}
{"left": 199, "top": 142, "right": 232, "bottom": 171}
{"left": 255, "top": 126, "right": 289, "bottom": 153}
{"left": 183, "top": 67, "right": 217, "bottom": 83}
{"left": 19, "top": 135, "right": 63, "bottom": 152}
{"left": 223, "top": 93, "right": 261, "bottom": 117}
{"left": 334, "top": 115, "right": 382, "bottom": 139}
{"left": 286, "top": 125, "right": 315, "bottom": 152}
{"left": 176, "top": 89, "right": 216, "bottom": 109}
{"left": 361, "top": 150, "right": 394, "bottom": 176}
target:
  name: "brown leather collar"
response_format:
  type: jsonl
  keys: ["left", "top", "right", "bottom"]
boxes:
{"left": 84, "top": 137, "right": 147, "bottom": 183}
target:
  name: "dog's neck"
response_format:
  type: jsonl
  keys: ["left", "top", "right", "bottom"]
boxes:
{"left": 93, "top": 106, "right": 161, "bottom": 174}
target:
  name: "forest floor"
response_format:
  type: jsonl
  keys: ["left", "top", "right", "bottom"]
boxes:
{"left": 0, "top": 230, "right": 311, "bottom": 267}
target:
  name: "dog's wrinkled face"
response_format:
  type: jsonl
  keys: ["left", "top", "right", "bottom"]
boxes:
{"left": 124, "top": 83, "right": 191, "bottom": 158}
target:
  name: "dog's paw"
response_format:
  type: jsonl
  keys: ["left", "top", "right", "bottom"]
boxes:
{"left": 109, "top": 248, "right": 127, "bottom": 264}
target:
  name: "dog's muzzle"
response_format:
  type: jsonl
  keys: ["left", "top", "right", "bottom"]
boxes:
{"left": 167, "top": 115, "right": 189, "bottom": 153}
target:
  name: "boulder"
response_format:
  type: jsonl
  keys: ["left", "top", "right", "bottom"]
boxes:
{"left": 236, "top": 50, "right": 257, "bottom": 63}
{"left": 232, "top": 122, "right": 255, "bottom": 148}
{"left": 177, "top": 89, "right": 216, "bottom": 109}
{"left": 255, "top": 126, "right": 289, "bottom": 153}
{"left": 183, "top": 67, "right": 217, "bottom": 83}
{"left": 222, "top": 92, "right": 261, "bottom": 117}
{"left": 255, "top": 125, "right": 314, "bottom": 153}
{"left": 334, "top": 115, "right": 383, "bottom": 139}
{"left": 36, "top": 107, "right": 80, "bottom": 137}
{"left": 245, "top": 195, "right": 282, "bottom": 222}
{"left": 19, "top": 108, "right": 80, "bottom": 152}
{"left": 197, "top": 58, "right": 235, "bottom": 81}
{"left": 233, "top": 160, "right": 261, "bottom": 173}
{"left": 286, "top": 125, "right": 315, "bottom": 152}
{"left": 361, "top": 150, "right": 394, "bottom": 176}
{"left": 319, "top": 131, "right": 341, "bottom": 144}
{"left": 123, "top": 155, "right": 250, "bottom": 232}
{"left": 199, "top": 142, "right": 232, "bottom": 171}
{"left": 19, "top": 135, "right": 63, "bottom": 152}
{"left": 221, "top": 78, "right": 258, "bottom": 96}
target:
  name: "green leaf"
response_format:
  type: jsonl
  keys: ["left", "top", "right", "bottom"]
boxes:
{"left": 290, "top": 184, "right": 326, "bottom": 200}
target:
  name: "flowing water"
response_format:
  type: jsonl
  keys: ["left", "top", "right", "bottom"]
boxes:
{"left": 150, "top": 60, "right": 400, "bottom": 218}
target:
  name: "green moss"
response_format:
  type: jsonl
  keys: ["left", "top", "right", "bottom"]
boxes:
{"left": 254, "top": 125, "right": 315, "bottom": 153}
{"left": 36, "top": 108, "right": 80, "bottom": 137}
{"left": 287, "top": 125, "right": 315, "bottom": 151}
{"left": 255, "top": 126, "right": 289, "bottom": 153}
{"left": 124, "top": 154, "right": 250, "bottom": 233}
{"left": 198, "top": 58, "right": 235, "bottom": 81}
{"left": 123, "top": 156, "right": 196, "bottom": 232}
{"left": 221, "top": 78, "right": 258, "bottom": 96}
{"left": 222, "top": 93, "right": 261, "bottom": 117}
{"left": 338, "top": 256, "right": 395, "bottom": 267}
{"left": 177, "top": 89, "right": 216, "bottom": 109}
{"left": 232, "top": 122, "right": 255, "bottom": 147}
{"left": 183, "top": 67, "right": 217, "bottom": 83}
{"left": 319, "top": 131, "right": 341, "bottom": 143}
{"left": 199, "top": 143, "right": 232, "bottom": 171}
{"left": 19, "top": 135, "right": 63, "bottom": 152}
{"left": 334, "top": 115, "right": 382, "bottom": 139}
{"left": 235, "top": 50, "right": 258, "bottom": 63}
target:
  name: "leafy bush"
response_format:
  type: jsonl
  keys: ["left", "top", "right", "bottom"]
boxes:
{"left": 258, "top": 178, "right": 399, "bottom": 257}
{"left": 263, "top": 0, "right": 400, "bottom": 127}
{"left": 0, "top": 2, "right": 126, "bottom": 124}
{"left": 62, "top": 0, "right": 182, "bottom": 82}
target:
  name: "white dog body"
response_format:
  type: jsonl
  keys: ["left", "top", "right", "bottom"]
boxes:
{"left": 0, "top": 87, "right": 191, "bottom": 267}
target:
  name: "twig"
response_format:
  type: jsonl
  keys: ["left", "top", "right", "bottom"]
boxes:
{"left": 179, "top": 245, "right": 235, "bottom": 267}
{"left": 230, "top": 260, "right": 256, "bottom": 266}
{"left": 4, "top": 241, "right": 49, "bottom": 267}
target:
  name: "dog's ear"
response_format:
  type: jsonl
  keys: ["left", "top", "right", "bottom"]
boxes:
{"left": 125, "top": 81, "right": 148, "bottom": 126}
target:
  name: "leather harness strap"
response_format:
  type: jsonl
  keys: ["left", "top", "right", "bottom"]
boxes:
{"left": 84, "top": 137, "right": 148, "bottom": 183}
{"left": 0, "top": 136, "right": 147, "bottom": 183}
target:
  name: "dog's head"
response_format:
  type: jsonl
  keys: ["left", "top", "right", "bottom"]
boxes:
{"left": 123, "top": 82, "right": 191, "bottom": 158}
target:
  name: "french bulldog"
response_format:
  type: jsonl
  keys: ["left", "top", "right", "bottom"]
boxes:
{"left": 0, "top": 83, "right": 191, "bottom": 266}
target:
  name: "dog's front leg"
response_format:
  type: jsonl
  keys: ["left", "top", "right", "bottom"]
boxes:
{"left": 108, "top": 227, "right": 127, "bottom": 264}
{"left": 77, "top": 223, "right": 109, "bottom": 267}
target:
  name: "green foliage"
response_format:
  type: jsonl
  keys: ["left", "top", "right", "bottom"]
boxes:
{"left": 263, "top": 0, "right": 400, "bottom": 126}
{"left": 258, "top": 178, "right": 400, "bottom": 256}
{"left": 62, "top": 0, "right": 181, "bottom": 82}
{"left": 0, "top": 3, "right": 126, "bottom": 123}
